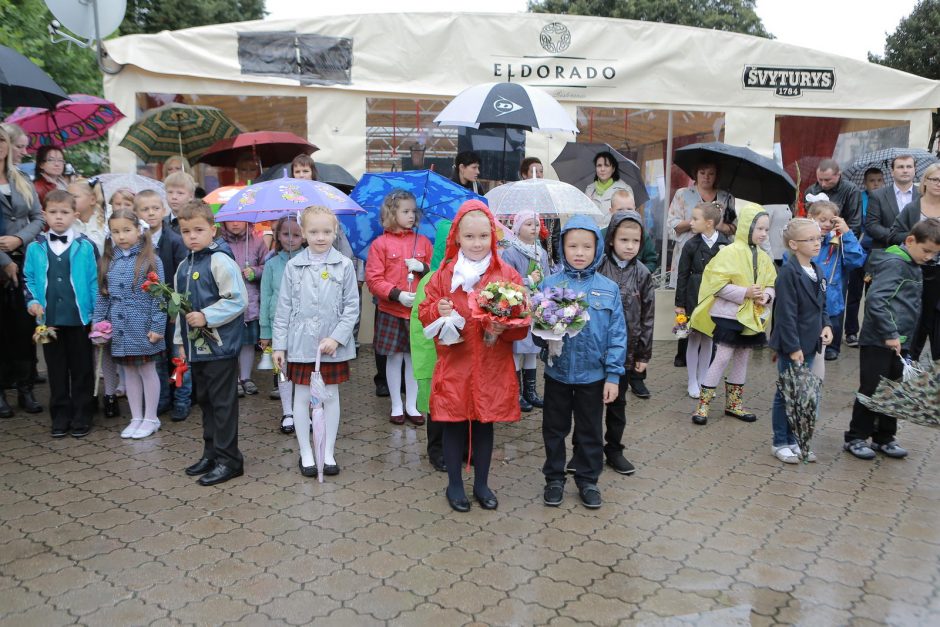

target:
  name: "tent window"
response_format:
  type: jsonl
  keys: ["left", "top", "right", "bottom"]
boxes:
{"left": 237, "top": 31, "right": 353, "bottom": 85}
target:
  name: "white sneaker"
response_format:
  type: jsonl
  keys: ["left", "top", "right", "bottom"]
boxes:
{"left": 121, "top": 419, "right": 142, "bottom": 438}
{"left": 773, "top": 445, "right": 800, "bottom": 464}
{"left": 789, "top": 444, "right": 817, "bottom": 462}
{"left": 132, "top": 418, "right": 161, "bottom": 439}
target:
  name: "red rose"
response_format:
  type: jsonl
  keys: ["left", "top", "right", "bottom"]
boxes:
{"left": 147, "top": 271, "right": 160, "bottom": 283}
{"left": 142, "top": 281, "right": 152, "bottom": 292}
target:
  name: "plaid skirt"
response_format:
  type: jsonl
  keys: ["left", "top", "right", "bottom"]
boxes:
{"left": 373, "top": 310, "right": 410, "bottom": 355}
{"left": 115, "top": 351, "right": 165, "bottom": 366}
{"left": 287, "top": 361, "right": 350, "bottom": 386}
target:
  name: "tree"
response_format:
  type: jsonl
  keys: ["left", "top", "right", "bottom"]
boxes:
{"left": 868, "top": 0, "right": 940, "bottom": 151}
{"left": 121, "top": 0, "right": 265, "bottom": 35}
{"left": 528, "top": 0, "right": 772, "bottom": 38}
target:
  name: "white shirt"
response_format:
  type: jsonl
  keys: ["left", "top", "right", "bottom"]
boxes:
{"left": 801, "top": 265, "right": 818, "bottom": 281}
{"left": 894, "top": 184, "right": 914, "bottom": 212}
{"left": 701, "top": 231, "right": 720, "bottom": 248}
{"left": 47, "top": 228, "right": 75, "bottom": 257}
{"left": 151, "top": 227, "right": 163, "bottom": 248}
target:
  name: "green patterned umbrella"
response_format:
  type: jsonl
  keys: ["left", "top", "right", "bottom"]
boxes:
{"left": 119, "top": 103, "right": 242, "bottom": 163}
{"left": 857, "top": 359, "right": 940, "bottom": 428}
{"left": 779, "top": 362, "right": 822, "bottom": 462}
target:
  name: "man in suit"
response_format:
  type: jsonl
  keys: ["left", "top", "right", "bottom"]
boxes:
{"left": 805, "top": 159, "right": 863, "bottom": 237}
{"left": 864, "top": 155, "right": 919, "bottom": 251}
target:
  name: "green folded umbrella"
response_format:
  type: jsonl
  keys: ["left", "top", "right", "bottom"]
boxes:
{"left": 857, "top": 358, "right": 940, "bottom": 428}
{"left": 119, "top": 103, "right": 241, "bottom": 163}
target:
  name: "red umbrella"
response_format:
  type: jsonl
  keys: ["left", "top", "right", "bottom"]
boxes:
{"left": 4, "top": 94, "right": 124, "bottom": 153}
{"left": 196, "top": 131, "right": 318, "bottom": 168}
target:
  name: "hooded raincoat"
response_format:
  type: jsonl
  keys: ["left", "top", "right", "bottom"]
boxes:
{"left": 417, "top": 201, "right": 527, "bottom": 423}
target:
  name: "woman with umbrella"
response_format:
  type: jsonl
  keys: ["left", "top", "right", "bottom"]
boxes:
{"left": 585, "top": 150, "right": 633, "bottom": 226}
{"left": 0, "top": 127, "right": 44, "bottom": 417}
{"left": 32, "top": 145, "right": 69, "bottom": 204}
{"left": 451, "top": 151, "right": 482, "bottom": 193}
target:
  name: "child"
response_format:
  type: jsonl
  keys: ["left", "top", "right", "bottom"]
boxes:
{"left": 290, "top": 153, "right": 356, "bottom": 262}
{"left": 218, "top": 220, "right": 268, "bottom": 396}
{"left": 806, "top": 201, "right": 866, "bottom": 361}
{"left": 67, "top": 178, "right": 107, "bottom": 254}
{"left": 608, "top": 189, "right": 658, "bottom": 273}
{"left": 689, "top": 203, "right": 777, "bottom": 426}
{"left": 272, "top": 206, "right": 359, "bottom": 477}
{"left": 260, "top": 215, "right": 305, "bottom": 435}
{"left": 164, "top": 172, "right": 197, "bottom": 232}
{"left": 675, "top": 202, "right": 730, "bottom": 398}
{"left": 594, "top": 210, "right": 653, "bottom": 475}
{"left": 366, "top": 189, "right": 432, "bottom": 425}
{"left": 92, "top": 208, "right": 167, "bottom": 439}
{"left": 109, "top": 188, "right": 135, "bottom": 213}
{"left": 844, "top": 218, "right": 940, "bottom": 460}
{"left": 135, "top": 189, "right": 191, "bottom": 422}
{"left": 174, "top": 201, "right": 248, "bottom": 486}
{"left": 538, "top": 215, "right": 627, "bottom": 510}
{"left": 499, "top": 209, "right": 551, "bottom": 412}
{"left": 769, "top": 218, "right": 833, "bottom": 463}
{"left": 418, "top": 200, "right": 528, "bottom": 512}
{"left": 23, "top": 190, "right": 98, "bottom": 438}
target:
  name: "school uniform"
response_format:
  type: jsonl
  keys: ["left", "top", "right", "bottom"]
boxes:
{"left": 153, "top": 226, "right": 191, "bottom": 415}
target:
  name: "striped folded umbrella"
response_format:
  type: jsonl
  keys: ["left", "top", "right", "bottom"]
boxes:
{"left": 119, "top": 103, "right": 242, "bottom": 163}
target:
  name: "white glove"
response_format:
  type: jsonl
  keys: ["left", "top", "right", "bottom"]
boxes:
{"left": 397, "top": 291, "right": 416, "bottom": 307}
{"left": 404, "top": 258, "right": 424, "bottom": 272}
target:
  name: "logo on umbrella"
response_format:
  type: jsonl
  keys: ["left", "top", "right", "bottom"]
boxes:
{"left": 540, "top": 22, "right": 571, "bottom": 53}
{"left": 493, "top": 97, "right": 523, "bottom": 116}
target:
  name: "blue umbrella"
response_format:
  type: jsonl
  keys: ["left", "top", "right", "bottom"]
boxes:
{"left": 215, "top": 177, "right": 364, "bottom": 223}
{"left": 347, "top": 170, "right": 485, "bottom": 260}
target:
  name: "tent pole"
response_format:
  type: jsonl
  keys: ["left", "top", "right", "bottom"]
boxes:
{"left": 661, "top": 111, "right": 674, "bottom": 285}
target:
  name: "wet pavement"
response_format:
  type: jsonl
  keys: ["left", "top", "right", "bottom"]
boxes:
{"left": 1, "top": 343, "right": 939, "bottom": 625}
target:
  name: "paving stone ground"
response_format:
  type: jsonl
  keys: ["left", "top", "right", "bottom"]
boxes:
{"left": 1, "top": 342, "right": 938, "bottom": 626}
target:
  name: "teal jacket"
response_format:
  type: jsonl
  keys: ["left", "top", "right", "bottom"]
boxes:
{"left": 259, "top": 248, "right": 303, "bottom": 340}
{"left": 24, "top": 234, "right": 99, "bottom": 325}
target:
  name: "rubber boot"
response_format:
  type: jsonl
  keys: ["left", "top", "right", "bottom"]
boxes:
{"left": 522, "top": 369, "right": 544, "bottom": 408}
{"left": 518, "top": 370, "right": 533, "bottom": 412}
{"left": 17, "top": 385, "right": 42, "bottom": 414}
{"left": 692, "top": 385, "right": 716, "bottom": 425}
{"left": 724, "top": 381, "right": 757, "bottom": 422}
{"left": 0, "top": 391, "right": 13, "bottom": 418}
{"left": 103, "top": 395, "right": 121, "bottom": 418}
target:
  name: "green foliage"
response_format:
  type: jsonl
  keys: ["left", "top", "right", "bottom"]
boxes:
{"left": 528, "top": 0, "right": 772, "bottom": 38}
{"left": 120, "top": 0, "right": 266, "bottom": 35}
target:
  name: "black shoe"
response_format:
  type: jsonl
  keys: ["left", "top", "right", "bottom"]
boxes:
{"left": 375, "top": 382, "right": 390, "bottom": 397}
{"left": 70, "top": 425, "right": 91, "bottom": 438}
{"left": 34, "top": 372, "right": 47, "bottom": 384}
{"left": 845, "top": 334, "right": 859, "bottom": 348}
{"left": 103, "top": 395, "right": 121, "bottom": 418}
{"left": 185, "top": 457, "right": 216, "bottom": 476}
{"left": 51, "top": 428, "right": 68, "bottom": 438}
{"left": 606, "top": 453, "right": 636, "bottom": 475}
{"left": 519, "top": 393, "right": 533, "bottom": 412}
{"left": 692, "top": 414, "right": 708, "bottom": 426}
{"left": 323, "top": 464, "right": 340, "bottom": 476}
{"left": 674, "top": 355, "right": 686, "bottom": 368}
{"left": 0, "top": 392, "right": 13, "bottom": 418}
{"left": 198, "top": 463, "right": 244, "bottom": 486}
{"left": 543, "top": 481, "right": 564, "bottom": 506}
{"left": 578, "top": 483, "right": 602, "bottom": 509}
{"left": 446, "top": 488, "right": 470, "bottom": 513}
{"left": 17, "top": 387, "right": 42, "bottom": 414}
{"left": 522, "top": 369, "right": 544, "bottom": 408}
{"left": 279, "top": 415, "right": 295, "bottom": 434}
{"left": 298, "top": 458, "right": 317, "bottom": 477}
{"left": 430, "top": 457, "right": 447, "bottom": 472}
{"left": 473, "top": 489, "right": 498, "bottom": 510}
{"left": 629, "top": 379, "right": 651, "bottom": 399}
{"left": 825, "top": 348, "right": 839, "bottom": 361}
{"left": 171, "top": 406, "right": 190, "bottom": 422}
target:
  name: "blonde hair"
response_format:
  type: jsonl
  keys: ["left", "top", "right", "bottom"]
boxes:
{"left": 300, "top": 205, "right": 339, "bottom": 232}
{"left": 68, "top": 178, "right": 106, "bottom": 229}
{"left": 164, "top": 171, "right": 196, "bottom": 194}
{"left": 380, "top": 189, "right": 418, "bottom": 230}
{"left": 0, "top": 127, "right": 36, "bottom": 207}
{"left": 919, "top": 163, "right": 940, "bottom": 196}
{"left": 134, "top": 189, "right": 163, "bottom": 209}
{"left": 109, "top": 188, "right": 136, "bottom": 208}
{"left": 782, "top": 218, "right": 819, "bottom": 248}
{"left": 807, "top": 200, "right": 840, "bottom": 218}
{"left": 163, "top": 155, "right": 191, "bottom": 177}
{"left": 611, "top": 188, "right": 634, "bottom": 202}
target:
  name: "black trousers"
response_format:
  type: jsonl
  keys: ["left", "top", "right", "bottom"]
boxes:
{"left": 43, "top": 325, "right": 94, "bottom": 431}
{"left": 0, "top": 276, "right": 34, "bottom": 387}
{"left": 911, "top": 265, "right": 940, "bottom": 361}
{"left": 843, "top": 266, "right": 866, "bottom": 337}
{"left": 675, "top": 337, "right": 688, "bottom": 361}
{"left": 192, "top": 357, "right": 243, "bottom": 468}
{"left": 846, "top": 345, "right": 903, "bottom": 445}
{"left": 542, "top": 376, "right": 604, "bottom": 486}
{"left": 603, "top": 374, "right": 629, "bottom": 456}
{"left": 426, "top": 414, "right": 443, "bottom": 461}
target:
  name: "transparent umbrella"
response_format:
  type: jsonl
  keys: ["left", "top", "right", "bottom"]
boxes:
{"left": 484, "top": 178, "right": 602, "bottom": 217}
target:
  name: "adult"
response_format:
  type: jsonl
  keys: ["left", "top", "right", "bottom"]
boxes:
{"left": 887, "top": 163, "right": 940, "bottom": 360}
{"left": 163, "top": 155, "right": 192, "bottom": 179}
{"left": 519, "top": 156, "right": 543, "bottom": 180}
{"left": 0, "top": 128, "right": 45, "bottom": 417}
{"left": 33, "top": 146, "right": 68, "bottom": 205}
{"left": 805, "top": 158, "right": 862, "bottom": 236}
{"left": 0, "top": 124, "right": 29, "bottom": 167}
{"left": 585, "top": 151, "right": 632, "bottom": 228}
{"left": 451, "top": 151, "right": 481, "bottom": 193}
{"left": 865, "top": 155, "right": 919, "bottom": 250}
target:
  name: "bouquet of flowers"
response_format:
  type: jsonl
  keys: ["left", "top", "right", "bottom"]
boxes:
{"left": 142, "top": 271, "right": 221, "bottom": 353}
{"left": 673, "top": 312, "right": 690, "bottom": 339}
{"left": 467, "top": 281, "right": 531, "bottom": 346}
{"left": 530, "top": 286, "right": 590, "bottom": 363}
{"left": 32, "top": 317, "right": 57, "bottom": 345}
{"left": 88, "top": 321, "right": 112, "bottom": 396}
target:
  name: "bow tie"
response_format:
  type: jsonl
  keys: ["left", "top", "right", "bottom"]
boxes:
{"left": 50, "top": 233, "right": 68, "bottom": 244}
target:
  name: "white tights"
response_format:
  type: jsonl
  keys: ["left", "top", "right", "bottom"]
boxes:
{"left": 685, "top": 331, "right": 713, "bottom": 395}
{"left": 386, "top": 352, "right": 418, "bottom": 415}
{"left": 514, "top": 353, "right": 537, "bottom": 370}
{"left": 278, "top": 378, "right": 294, "bottom": 416}
{"left": 123, "top": 362, "right": 160, "bottom": 421}
{"left": 292, "top": 383, "right": 340, "bottom": 467}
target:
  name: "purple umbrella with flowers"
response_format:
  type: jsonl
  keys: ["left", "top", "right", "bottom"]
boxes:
{"left": 215, "top": 177, "right": 364, "bottom": 224}
{"left": 4, "top": 94, "right": 125, "bottom": 153}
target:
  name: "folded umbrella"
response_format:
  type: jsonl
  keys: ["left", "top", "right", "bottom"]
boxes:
{"left": 778, "top": 362, "right": 822, "bottom": 462}
{"left": 843, "top": 148, "right": 939, "bottom": 188}
{"left": 485, "top": 178, "right": 602, "bottom": 217}
{"left": 0, "top": 44, "right": 68, "bottom": 109}
{"left": 5, "top": 95, "right": 124, "bottom": 153}
{"left": 856, "top": 358, "right": 940, "bottom": 428}
{"left": 310, "top": 349, "right": 329, "bottom": 483}
{"left": 551, "top": 142, "right": 649, "bottom": 208}
{"left": 214, "top": 177, "right": 364, "bottom": 224}
{"left": 119, "top": 103, "right": 242, "bottom": 163}
{"left": 196, "top": 131, "right": 318, "bottom": 169}
{"left": 674, "top": 142, "right": 797, "bottom": 206}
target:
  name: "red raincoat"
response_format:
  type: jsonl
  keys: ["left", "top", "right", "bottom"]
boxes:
{"left": 366, "top": 229, "right": 433, "bottom": 319}
{"left": 418, "top": 201, "right": 527, "bottom": 423}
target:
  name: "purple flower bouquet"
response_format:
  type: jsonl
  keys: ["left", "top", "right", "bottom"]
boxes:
{"left": 530, "top": 286, "right": 590, "bottom": 363}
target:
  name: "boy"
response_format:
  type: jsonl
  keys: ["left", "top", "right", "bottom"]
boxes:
{"left": 135, "top": 189, "right": 192, "bottom": 421}
{"left": 23, "top": 190, "right": 98, "bottom": 438}
{"left": 608, "top": 189, "right": 658, "bottom": 273}
{"left": 594, "top": 210, "right": 653, "bottom": 475}
{"left": 539, "top": 215, "right": 627, "bottom": 510}
{"left": 844, "top": 218, "right": 940, "bottom": 460}
{"left": 174, "top": 201, "right": 248, "bottom": 486}
{"left": 164, "top": 172, "right": 197, "bottom": 233}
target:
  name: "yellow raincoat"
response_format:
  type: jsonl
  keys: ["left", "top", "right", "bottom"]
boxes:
{"left": 689, "top": 202, "right": 777, "bottom": 337}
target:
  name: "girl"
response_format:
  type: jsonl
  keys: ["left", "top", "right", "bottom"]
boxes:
{"left": 272, "top": 205, "right": 358, "bottom": 477}
{"left": 68, "top": 178, "right": 108, "bottom": 254}
{"left": 260, "top": 215, "right": 305, "bottom": 434}
{"left": 365, "top": 189, "right": 432, "bottom": 425}
{"left": 218, "top": 220, "right": 268, "bottom": 396}
{"left": 769, "top": 218, "right": 832, "bottom": 463}
{"left": 689, "top": 203, "right": 777, "bottom": 426}
{"left": 499, "top": 209, "right": 550, "bottom": 411}
{"left": 291, "top": 153, "right": 318, "bottom": 181}
{"left": 93, "top": 209, "right": 167, "bottom": 439}
{"left": 163, "top": 155, "right": 191, "bottom": 179}
{"left": 418, "top": 200, "right": 527, "bottom": 512}
{"left": 109, "top": 188, "right": 136, "bottom": 213}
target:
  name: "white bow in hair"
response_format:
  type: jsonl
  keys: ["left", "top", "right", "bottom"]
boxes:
{"left": 805, "top": 192, "right": 829, "bottom": 204}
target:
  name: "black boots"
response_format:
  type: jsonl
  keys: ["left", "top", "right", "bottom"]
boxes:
{"left": 0, "top": 391, "right": 12, "bottom": 418}
{"left": 103, "top": 395, "right": 121, "bottom": 418}
{"left": 518, "top": 370, "right": 533, "bottom": 412}
{"left": 522, "top": 369, "right": 543, "bottom": 408}
{"left": 17, "top": 386, "right": 42, "bottom": 414}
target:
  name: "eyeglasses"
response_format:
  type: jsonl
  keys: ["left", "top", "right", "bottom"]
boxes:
{"left": 925, "top": 177, "right": 940, "bottom": 185}
{"left": 44, "top": 158, "right": 65, "bottom": 164}
{"left": 793, "top": 237, "right": 825, "bottom": 244}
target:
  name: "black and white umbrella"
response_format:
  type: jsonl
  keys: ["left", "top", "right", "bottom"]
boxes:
{"left": 843, "top": 147, "right": 938, "bottom": 188}
{"left": 434, "top": 82, "right": 577, "bottom": 133}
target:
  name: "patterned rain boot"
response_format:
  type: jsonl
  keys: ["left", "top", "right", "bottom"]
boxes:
{"left": 724, "top": 381, "right": 757, "bottom": 422}
{"left": 692, "top": 385, "right": 716, "bottom": 425}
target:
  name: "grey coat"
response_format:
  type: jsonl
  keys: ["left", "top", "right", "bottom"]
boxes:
{"left": 0, "top": 175, "right": 43, "bottom": 267}
{"left": 272, "top": 247, "right": 359, "bottom": 363}
{"left": 499, "top": 243, "right": 552, "bottom": 354}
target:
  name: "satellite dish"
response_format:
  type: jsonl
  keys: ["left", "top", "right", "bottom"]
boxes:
{"left": 45, "top": 0, "right": 126, "bottom": 41}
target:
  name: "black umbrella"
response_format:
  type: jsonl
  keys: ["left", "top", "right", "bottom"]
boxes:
{"left": 674, "top": 142, "right": 796, "bottom": 206}
{"left": 256, "top": 162, "right": 358, "bottom": 193}
{"left": 551, "top": 142, "right": 650, "bottom": 208}
{"left": 0, "top": 45, "right": 68, "bottom": 109}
